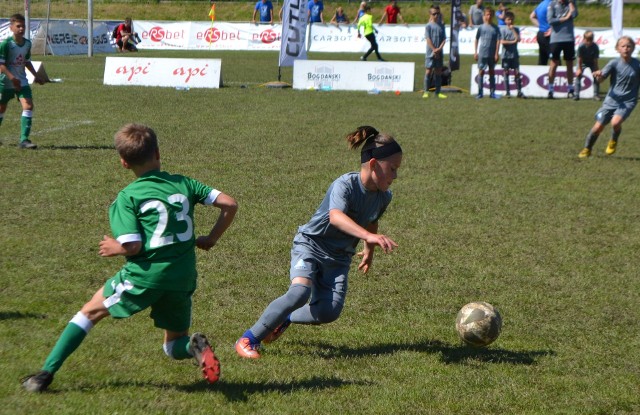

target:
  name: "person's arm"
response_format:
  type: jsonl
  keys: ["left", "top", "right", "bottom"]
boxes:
{"left": 529, "top": 9, "right": 540, "bottom": 27}
{"left": 252, "top": 8, "right": 258, "bottom": 23}
{"left": 379, "top": 11, "right": 387, "bottom": 25}
{"left": 269, "top": 7, "right": 274, "bottom": 23}
{"left": 196, "top": 192, "right": 238, "bottom": 251}
{"left": 474, "top": 33, "right": 479, "bottom": 60}
{"left": 329, "top": 209, "right": 397, "bottom": 254}
{"left": 398, "top": 12, "right": 405, "bottom": 24}
{"left": 99, "top": 236, "right": 142, "bottom": 257}
{"left": 356, "top": 222, "right": 378, "bottom": 273}
{"left": 0, "top": 62, "right": 21, "bottom": 90}
{"left": 495, "top": 33, "right": 501, "bottom": 62}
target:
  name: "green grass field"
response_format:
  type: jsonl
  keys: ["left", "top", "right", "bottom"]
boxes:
{"left": 1, "top": 48, "right": 640, "bottom": 414}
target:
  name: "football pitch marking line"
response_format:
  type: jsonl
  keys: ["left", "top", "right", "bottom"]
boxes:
{"left": 31, "top": 120, "right": 95, "bottom": 136}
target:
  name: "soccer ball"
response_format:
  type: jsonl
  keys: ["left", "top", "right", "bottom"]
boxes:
{"left": 455, "top": 302, "right": 502, "bottom": 347}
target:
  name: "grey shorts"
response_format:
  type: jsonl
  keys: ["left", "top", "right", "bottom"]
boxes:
{"left": 502, "top": 58, "right": 520, "bottom": 70}
{"left": 477, "top": 56, "right": 496, "bottom": 71}
{"left": 289, "top": 246, "right": 349, "bottom": 301}
{"left": 595, "top": 101, "right": 637, "bottom": 125}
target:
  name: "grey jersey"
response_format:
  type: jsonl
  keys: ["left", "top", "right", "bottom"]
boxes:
{"left": 469, "top": 5, "right": 484, "bottom": 25}
{"left": 547, "top": 0, "right": 577, "bottom": 43}
{"left": 425, "top": 21, "right": 446, "bottom": 58}
{"left": 476, "top": 23, "right": 501, "bottom": 58}
{"left": 500, "top": 26, "right": 519, "bottom": 59}
{"left": 600, "top": 57, "right": 640, "bottom": 109}
{"left": 294, "top": 172, "right": 392, "bottom": 261}
{"left": 578, "top": 42, "right": 599, "bottom": 67}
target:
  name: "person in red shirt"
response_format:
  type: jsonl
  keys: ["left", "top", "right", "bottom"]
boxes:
{"left": 379, "top": 0, "right": 405, "bottom": 24}
{"left": 115, "top": 17, "right": 140, "bottom": 52}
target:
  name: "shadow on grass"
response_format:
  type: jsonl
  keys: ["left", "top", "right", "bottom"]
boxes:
{"left": 38, "top": 145, "right": 114, "bottom": 150}
{"left": 0, "top": 311, "right": 46, "bottom": 320}
{"left": 286, "top": 339, "right": 555, "bottom": 365}
{"left": 68, "top": 376, "right": 366, "bottom": 401}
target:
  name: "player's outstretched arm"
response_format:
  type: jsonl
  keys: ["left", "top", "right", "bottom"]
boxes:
{"left": 196, "top": 192, "right": 238, "bottom": 251}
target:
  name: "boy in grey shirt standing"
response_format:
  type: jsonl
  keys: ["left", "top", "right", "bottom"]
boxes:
{"left": 474, "top": 7, "right": 501, "bottom": 99}
{"left": 547, "top": 0, "right": 577, "bottom": 99}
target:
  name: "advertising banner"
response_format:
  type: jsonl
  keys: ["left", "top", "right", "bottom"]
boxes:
{"left": 279, "top": 0, "right": 308, "bottom": 67}
{"left": 470, "top": 64, "right": 594, "bottom": 98}
{"left": 103, "top": 57, "right": 222, "bottom": 88}
{"left": 293, "top": 60, "right": 414, "bottom": 92}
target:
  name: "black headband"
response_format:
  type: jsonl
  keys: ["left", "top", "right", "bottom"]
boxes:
{"left": 361, "top": 141, "right": 403, "bottom": 163}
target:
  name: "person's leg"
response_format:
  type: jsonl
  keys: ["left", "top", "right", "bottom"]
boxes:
{"left": 289, "top": 262, "right": 348, "bottom": 325}
{"left": 434, "top": 67, "right": 443, "bottom": 96}
{"left": 566, "top": 59, "right": 575, "bottom": 96}
{"left": 424, "top": 68, "right": 432, "bottom": 97}
{"left": 503, "top": 68, "right": 511, "bottom": 96}
{"left": 0, "top": 102, "right": 7, "bottom": 129}
{"left": 548, "top": 58, "right": 558, "bottom": 98}
{"left": 22, "top": 287, "right": 111, "bottom": 392}
{"left": 477, "top": 66, "right": 485, "bottom": 98}
{"left": 515, "top": 68, "right": 523, "bottom": 97}
{"left": 574, "top": 67, "right": 583, "bottom": 99}
{"left": 489, "top": 66, "right": 497, "bottom": 98}
{"left": 18, "top": 96, "right": 34, "bottom": 145}
{"left": 605, "top": 115, "right": 625, "bottom": 155}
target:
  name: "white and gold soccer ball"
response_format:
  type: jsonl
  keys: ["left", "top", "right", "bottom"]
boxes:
{"left": 455, "top": 302, "right": 502, "bottom": 347}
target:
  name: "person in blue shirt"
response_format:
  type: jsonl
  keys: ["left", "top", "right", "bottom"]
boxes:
{"left": 252, "top": 0, "right": 274, "bottom": 24}
{"left": 529, "top": 0, "right": 551, "bottom": 65}
{"left": 308, "top": 0, "right": 324, "bottom": 23}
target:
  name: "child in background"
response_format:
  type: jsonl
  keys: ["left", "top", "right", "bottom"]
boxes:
{"left": 500, "top": 11, "right": 525, "bottom": 98}
{"left": 578, "top": 37, "right": 640, "bottom": 158}
{"left": 0, "top": 13, "right": 45, "bottom": 149}
{"left": 574, "top": 30, "right": 600, "bottom": 101}
{"left": 423, "top": 4, "right": 447, "bottom": 99}
{"left": 330, "top": 7, "right": 350, "bottom": 26}
{"left": 235, "top": 126, "right": 402, "bottom": 359}
{"left": 22, "top": 123, "right": 238, "bottom": 391}
{"left": 474, "top": 7, "right": 501, "bottom": 99}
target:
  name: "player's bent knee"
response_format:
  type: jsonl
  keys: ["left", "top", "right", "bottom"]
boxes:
{"left": 286, "top": 284, "right": 312, "bottom": 309}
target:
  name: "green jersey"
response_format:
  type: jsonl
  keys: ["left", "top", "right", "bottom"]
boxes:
{"left": 0, "top": 36, "right": 32, "bottom": 89}
{"left": 109, "top": 170, "right": 220, "bottom": 291}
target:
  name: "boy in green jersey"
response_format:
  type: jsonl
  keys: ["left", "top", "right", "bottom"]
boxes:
{"left": 0, "top": 13, "right": 45, "bottom": 149}
{"left": 22, "top": 123, "right": 238, "bottom": 391}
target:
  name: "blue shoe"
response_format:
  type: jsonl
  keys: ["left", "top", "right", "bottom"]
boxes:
{"left": 490, "top": 93, "right": 501, "bottom": 99}
{"left": 476, "top": 93, "right": 483, "bottom": 99}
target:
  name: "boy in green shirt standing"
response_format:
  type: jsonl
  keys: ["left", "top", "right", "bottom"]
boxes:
{"left": 0, "top": 13, "right": 45, "bottom": 149}
{"left": 22, "top": 123, "right": 238, "bottom": 391}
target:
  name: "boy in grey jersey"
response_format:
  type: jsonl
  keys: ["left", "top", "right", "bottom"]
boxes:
{"left": 235, "top": 126, "right": 402, "bottom": 359}
{"left": 474, "top": 7, "right": 501, "bottom": 99}
{"left": 574, "top": 31, "right": 600, "bottom": 101}
{"left": 578, "top": 37, "right": 640, "bottom": 158}
{"left": 500, "top": 11, "right": 525, "bottom": 98}
{"left": 547, "top": 0, "right": 577, "bottom": 98}
{"left": 423, "top": 5, "right": 447, "bottom": 99}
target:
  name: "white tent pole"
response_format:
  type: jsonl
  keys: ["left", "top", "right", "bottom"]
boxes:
{"left": 88, "top": 0, "right": 94, "bottom": 57}
{"left": 24, "top": 0, "right": 31, "bottom": 40}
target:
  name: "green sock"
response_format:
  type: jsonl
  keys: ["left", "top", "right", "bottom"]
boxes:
{"left": 170, "top": 335, "right": 192, "bottom": 360}
{"left": 20, "top": 115, "right": 32, "bottom": 142}
{"left": 42, "top": 322, "right": 88, "bottom": 374}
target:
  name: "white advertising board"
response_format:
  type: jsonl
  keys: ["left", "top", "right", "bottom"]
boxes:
{"left": 470, "top": 64, "right": 594, "bottom": 99}
{"left": 103, "top": 57, "right": 222, "bottom": 88}
{"left": 293, "top": 60, "right": 415, "bottom": 92}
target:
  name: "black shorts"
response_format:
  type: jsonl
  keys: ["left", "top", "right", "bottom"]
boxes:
{"left": 550, "top": 41, "right": 575, "bottom": 62}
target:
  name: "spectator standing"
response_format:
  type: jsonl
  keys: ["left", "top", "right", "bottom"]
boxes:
{"left": 578, "top": 37, "right": 640, "bottom": 158}
{"left": 547, "top": 0, "right": 578, "bottom": 99}
{"left": 574, "top": 31, "right": 600, "bottom": 101}
{"left": 474, "top": 7, "right": 501, "bottom": 99}
{"left": 379, "top": 0, "right": 405, "bottom": 25}
{"left": 253, "top": 0, "right": 274, "bottom": 24}
{"left": 308, "top": 0, "right": 324, "bottom": 23}
{"left": 530, "top": 0, "right": 552, "bottom": 65}
{"left": 500, "top": 11, "right": 525, "bottom": 98}
{"left": 468, "top": 0, "right": 484, "bottom": 29}
{"left": 354, "top": 1, "right": 367, "bottom": 24}
{"left": 423, "top": 5, "right": 447, "bottom": 99}
{"left": 495, "top": 3, "right": 507, "bottom": 26}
